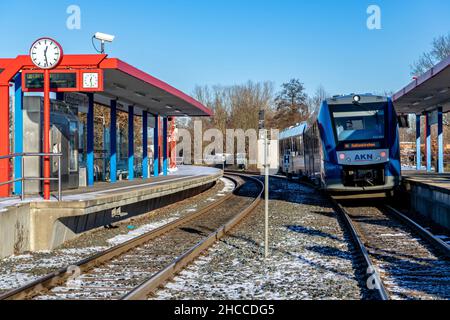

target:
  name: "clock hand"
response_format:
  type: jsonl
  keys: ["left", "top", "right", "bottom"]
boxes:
{"left": 44, "top": 46, "right": 49, "bottom": 66}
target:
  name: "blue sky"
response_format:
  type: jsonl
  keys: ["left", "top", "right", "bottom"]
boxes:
{"left": 0, "top": 0, "right": 449, "bottom": 97}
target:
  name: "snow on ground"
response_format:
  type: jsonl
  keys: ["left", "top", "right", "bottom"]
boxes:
{"left": 107, "top": 217, "right": 179, "bottom": 246}
{"left": 152, "top": 179, "right": 365, "bottom": 300}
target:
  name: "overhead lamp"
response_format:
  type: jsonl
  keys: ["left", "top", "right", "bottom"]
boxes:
{"left": 135, "top": 91, "right": 146, "bottom": 97}
{"left": 439, "top": 88, "right": 449, "bottom": 94}
{"left": 165, "top": 105, "right": 173, "bottom": 109}
{"left": 424, "top": 95, "right": 434, "bottom": 101}
{"left": 151, "top": 98, "right": 161, "bottom": 103}
{"left": 353, "top": 95, "right": 361, "bottom": 103}
{"left": 113, "top": 83, "right": 126, "bottom": 90}
{"left": 412, "top": 101, "right": 421, "bottom": 106}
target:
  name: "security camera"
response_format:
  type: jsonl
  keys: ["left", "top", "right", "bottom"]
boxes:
{"left": 94, "top": 32, "right": 115, "bottom": 43}
{"left": 92, "top": 32, "right": 115, "bottom": 53}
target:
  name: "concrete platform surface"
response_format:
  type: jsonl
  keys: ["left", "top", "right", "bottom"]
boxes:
{"left": 402, "top": 171, "right": 450, "bottom": 231}
{"left": 0, "top": 165, "right": 221, "bottom": 209}
{"left": 403, "top": 171, "right": 450, "bottom": 192}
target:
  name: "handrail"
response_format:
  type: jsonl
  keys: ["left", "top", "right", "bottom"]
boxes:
{"left": 0, "top": 152, "right": 63, "bottom": 201}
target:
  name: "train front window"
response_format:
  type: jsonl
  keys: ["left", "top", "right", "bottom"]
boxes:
{"left": 332, "top": 106, "right": 385, "bottom": 142}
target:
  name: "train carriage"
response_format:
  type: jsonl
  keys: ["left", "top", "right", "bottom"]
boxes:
{"left": 279, "top": 124, "right": 306, "bottom": 178}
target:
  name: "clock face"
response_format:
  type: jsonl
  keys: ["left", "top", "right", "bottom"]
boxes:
{"left": 83, "top": 73, "right": 99, "bottom": 89}
{"left": 30, "top": 38, "right": 63, "bottom": 69}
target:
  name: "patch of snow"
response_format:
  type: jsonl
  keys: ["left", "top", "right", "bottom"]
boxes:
{"left": 107, "top": 217, "right": 179, "bottom": 246}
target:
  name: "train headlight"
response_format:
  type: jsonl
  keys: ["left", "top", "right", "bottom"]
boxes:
{"left": 339, "top": 153, "right": 346, "bottom": 160}
{"left": 380, "top": 151, "right": 387, "bottom": 158}
{"left": 353, "top": 95, "right": 361, "bottom": 103}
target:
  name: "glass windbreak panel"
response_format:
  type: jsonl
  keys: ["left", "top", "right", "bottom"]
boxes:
{"left": 69, "top": 121, "right": 79, "bottom": 172}
{"left": 332, "top": 106, "right": 385, "bottom": 142}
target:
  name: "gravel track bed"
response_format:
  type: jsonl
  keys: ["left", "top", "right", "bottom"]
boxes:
{"left": 34, "top": 179, "right": 260, "bottom": 300}
{"left": 344, "top": 206, "right": 450, "bottom": 300}
{"left": 152, "top": 178, "right": 367, "bottom": 300}
{"left": 0, "top": 178, "right": 233, "bottom": 295}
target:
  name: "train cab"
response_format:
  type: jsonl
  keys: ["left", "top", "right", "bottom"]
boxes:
{"left": 311, "top": 94, "right": 401, "bottom": 196}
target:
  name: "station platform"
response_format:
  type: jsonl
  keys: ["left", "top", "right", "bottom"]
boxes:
{"left": 0, "top": 166, "right": 222, "bottom": 258}
{"left": 402, "top": 171, "right": 450, "bottom": 230}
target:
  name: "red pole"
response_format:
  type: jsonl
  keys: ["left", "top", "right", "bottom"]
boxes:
{"left": 159, "top": 117, "right": 163, "bottom": 173}
{"left": 169, "top": 118, "right": 177, "bottom": 169}
{"left": 0, "top": 84, "right": 10, "bottom": 197}
{"left": 43, "top": 70, "right": 51, "bottom": 200}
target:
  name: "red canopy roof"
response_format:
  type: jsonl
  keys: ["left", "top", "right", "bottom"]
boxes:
{"left": 0, "top": 54, "right": 212, "bottom": 117}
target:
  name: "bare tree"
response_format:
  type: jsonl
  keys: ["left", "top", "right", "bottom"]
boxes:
{"left": 189, "top": 81, "right": 274, "bottom": 165}
{"left": 411, "top": 33, "right": 450, "bottom": 76}
{"left": 307, "top": 85, "right": 329, "bottom": 115}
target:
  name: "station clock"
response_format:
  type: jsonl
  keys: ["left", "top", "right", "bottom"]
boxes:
{"left": 80, "top": 70, "right": 104, "bottom": 91}
{"left": 83, "top": 72, "right": 99, "bottom": 89}
{"left": 30, "top": 38, "right": 63, "bottom": 70}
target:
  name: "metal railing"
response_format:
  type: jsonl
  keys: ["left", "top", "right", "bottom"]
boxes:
{"left": 0, "top": 152, "right": 63, "bottom": 201}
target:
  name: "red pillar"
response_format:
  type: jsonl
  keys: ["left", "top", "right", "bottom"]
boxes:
{"left": 159, "top": 117, "right": 163, "bottom": 173}
{"left": 0, "top": 85, "right": 10, "bottom": 197}
{"left": 43, "top": 70, "right": 51, "bottom": 200}
{"left": 169, "top": 118, "right": 177, "bottom": 169}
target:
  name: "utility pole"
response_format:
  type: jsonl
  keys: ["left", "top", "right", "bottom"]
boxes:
{"left": 259, "top": 110, "right": 270, "bottom": 258}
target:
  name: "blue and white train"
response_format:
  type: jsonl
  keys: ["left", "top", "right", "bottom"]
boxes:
{"left": 279, "top": 94, "right": 401, "bottom": 197}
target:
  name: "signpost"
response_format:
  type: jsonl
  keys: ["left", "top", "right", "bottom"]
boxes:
{"left": 259, "top": 110, "right": 270, "bottom": 258}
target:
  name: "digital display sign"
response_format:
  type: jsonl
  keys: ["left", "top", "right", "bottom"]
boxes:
{"left": 25, "top": 72, "right": 78, "bottom": 89}
{"left": 344, "top": 142, "right": 380, "bottom": 149}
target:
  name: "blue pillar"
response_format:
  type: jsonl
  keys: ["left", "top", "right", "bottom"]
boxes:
{"left": 153, "top": 116, "right": 159, "bottom": 177}
{"left": 426, "top": 113, "right": 432, "bottom": 172}
{"left": 142, "top": 111, "right": 149, "bottom": 179}
{"left": 87, "top": 93, "right": 95, "bottom": 187}
{"left": 438, "top": 107, "right": 444, "bottom": 173}
{"left": 110, "top": 100, "right": 117, "bottom": 183}
{"left": 128, "top": 106, "right": 135, "bottom": 181}
{"left": 416, "top": 115, "right": 421, "bottom": 171}
{"left": 163, "top": 117, "right": 168, "bottom": 176}
{"left": 14, "top": 74, "right": 23, "bottom": 195}
{"left": 56, "top": 93, "right": 64, "bottom": 101}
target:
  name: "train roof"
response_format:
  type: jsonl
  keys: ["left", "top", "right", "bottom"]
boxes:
{"left": 279, "top": 123, "right": 307, "bottom": 140}
{"left": 326, "top": 94, "right": 388, "bottom": 105}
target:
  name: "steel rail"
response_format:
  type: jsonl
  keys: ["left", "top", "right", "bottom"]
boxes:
{"left": 384, "top": 205, "right": 450, "bottom": 259}
{"left": 0, "top": 175, "right": 241, "bottom": 301}
{"left": 332, "top": 201, "right": 390, "bottom": 301}
{"left": 122, "top": 174, "right": 264, "bottom": 300}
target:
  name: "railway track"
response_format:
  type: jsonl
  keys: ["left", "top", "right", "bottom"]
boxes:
{"left": 0, "top": 174, "right": 264, "bottom": 300}
{"left": 228, "top": 170, "right": 450, "bottom": 300}
{"left": 334, "top": 202, "right": 450, "bottom": 300}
